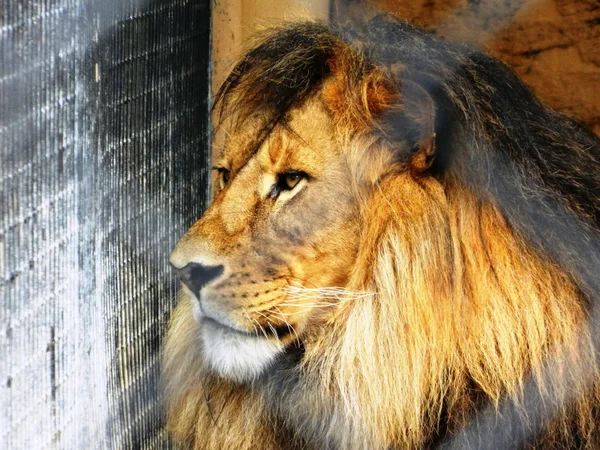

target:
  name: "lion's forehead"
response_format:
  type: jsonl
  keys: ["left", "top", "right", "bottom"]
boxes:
{"left": 221, "top": 100, "right": 340, "bottom": 177}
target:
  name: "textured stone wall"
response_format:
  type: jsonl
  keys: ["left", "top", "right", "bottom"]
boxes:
{"left": 333, "top": 0, "right": 600, "bottom": 134}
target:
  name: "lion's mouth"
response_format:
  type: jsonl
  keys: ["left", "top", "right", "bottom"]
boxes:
{"left": 202, "top": 316, "right": 250, "bottom": 335}
{"left": 189, "top": 284, "right": 297, "bottom": 341}
{"left": 202, "top": 315, "right": 293, "bottom": 339}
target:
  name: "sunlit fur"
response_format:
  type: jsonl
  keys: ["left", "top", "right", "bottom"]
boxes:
{"left": 163, "top": 16, "right": 600, "bottom": 449}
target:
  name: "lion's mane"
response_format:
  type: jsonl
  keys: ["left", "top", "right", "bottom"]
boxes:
{"left": 163, "top": 16, "right": 600, "bottom": 449}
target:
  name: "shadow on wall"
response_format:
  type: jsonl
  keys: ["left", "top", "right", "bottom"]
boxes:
{"left": 89, "top": 0, "right": 211, "bottom": 447}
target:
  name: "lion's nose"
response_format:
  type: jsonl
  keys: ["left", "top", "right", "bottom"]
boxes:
{"left": 175, "top": 263, "right": 224, "bottom": 296}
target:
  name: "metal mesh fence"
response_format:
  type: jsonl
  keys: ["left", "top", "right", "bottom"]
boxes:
{"left": 0, "top": 0, "right": 211, "bottom": 448}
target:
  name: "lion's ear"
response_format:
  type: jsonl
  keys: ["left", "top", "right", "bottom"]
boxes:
{"left": 322, "top": 48, "right": 399, "bottom": 133}
{"left": 323, "top": 54, "right": 437, "bottom": 173}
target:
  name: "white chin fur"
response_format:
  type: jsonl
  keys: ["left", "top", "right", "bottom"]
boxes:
{"left": 201, "top": 319, "right": 284, "bottom": 382}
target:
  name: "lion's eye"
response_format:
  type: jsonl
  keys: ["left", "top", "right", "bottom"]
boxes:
{"left": 214, "top": 167, "right": 230, "bottom": 189}
{"left": 283, "top": 173, "right": 302, "bottom": 190}
{"left": 278, "top": 171, "right": 307, "bottom": 191}
{"left": 269, "top": 171, "right": 308, "bottom": 198}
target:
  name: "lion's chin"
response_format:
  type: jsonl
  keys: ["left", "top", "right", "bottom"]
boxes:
{"left": 201, "top": 318, "right": 285, "bottom": 383}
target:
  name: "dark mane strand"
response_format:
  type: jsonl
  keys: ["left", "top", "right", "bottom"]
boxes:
{"left": 213, "top": 23, "right": 342, "bottom": 153}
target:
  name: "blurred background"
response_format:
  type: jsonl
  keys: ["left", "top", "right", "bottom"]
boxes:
{"left": 0, "top": 0, "right": 597, "bottom": 449}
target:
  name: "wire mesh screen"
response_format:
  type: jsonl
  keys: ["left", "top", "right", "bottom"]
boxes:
{"left": 0, "top": 0, "right": 211, "bottom": 448}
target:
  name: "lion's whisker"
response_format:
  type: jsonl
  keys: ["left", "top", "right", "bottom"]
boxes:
{"left": 242, "top": 309, "right": 260, "bottom": 337}
{"left": 277, "top": 303, "right": 345, "bottom": 309}
{"left": 249, "top": 313, "right": 270, "bottom": 340}
{"left": 273, "top": 305, "right": 300, "bottom": 343}
{"left": 254, "top": 310, "right": 280, "bottom": 338}
{"left": 285, "top": 284, "right": 375, "bottom": 296}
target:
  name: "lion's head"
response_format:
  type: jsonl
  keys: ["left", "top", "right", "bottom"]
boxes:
{"left": 169, "top": 96, "right": 363, "bottom": 381}
{"left": 164, "top": 16, "right": 600, "bottom": 450}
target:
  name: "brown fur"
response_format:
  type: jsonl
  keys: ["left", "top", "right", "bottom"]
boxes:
{"left": 164, "top": 17, "right": 600, "bottom": 449}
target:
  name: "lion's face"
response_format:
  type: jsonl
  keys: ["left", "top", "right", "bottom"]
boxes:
{"left": 170, "top": 99, "right": 362, "bottom": 382}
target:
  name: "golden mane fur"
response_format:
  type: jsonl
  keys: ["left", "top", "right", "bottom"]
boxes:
{"left": 163, "top": 16, "right": 600, "bottom": 449}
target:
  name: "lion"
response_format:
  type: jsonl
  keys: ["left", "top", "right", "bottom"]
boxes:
{"left": 163, "top": 15, "right": 600, "bottom": 450}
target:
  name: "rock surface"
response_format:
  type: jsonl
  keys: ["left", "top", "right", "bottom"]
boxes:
{"left": 333, "top": 0, "right": 600, "bottom": 134}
